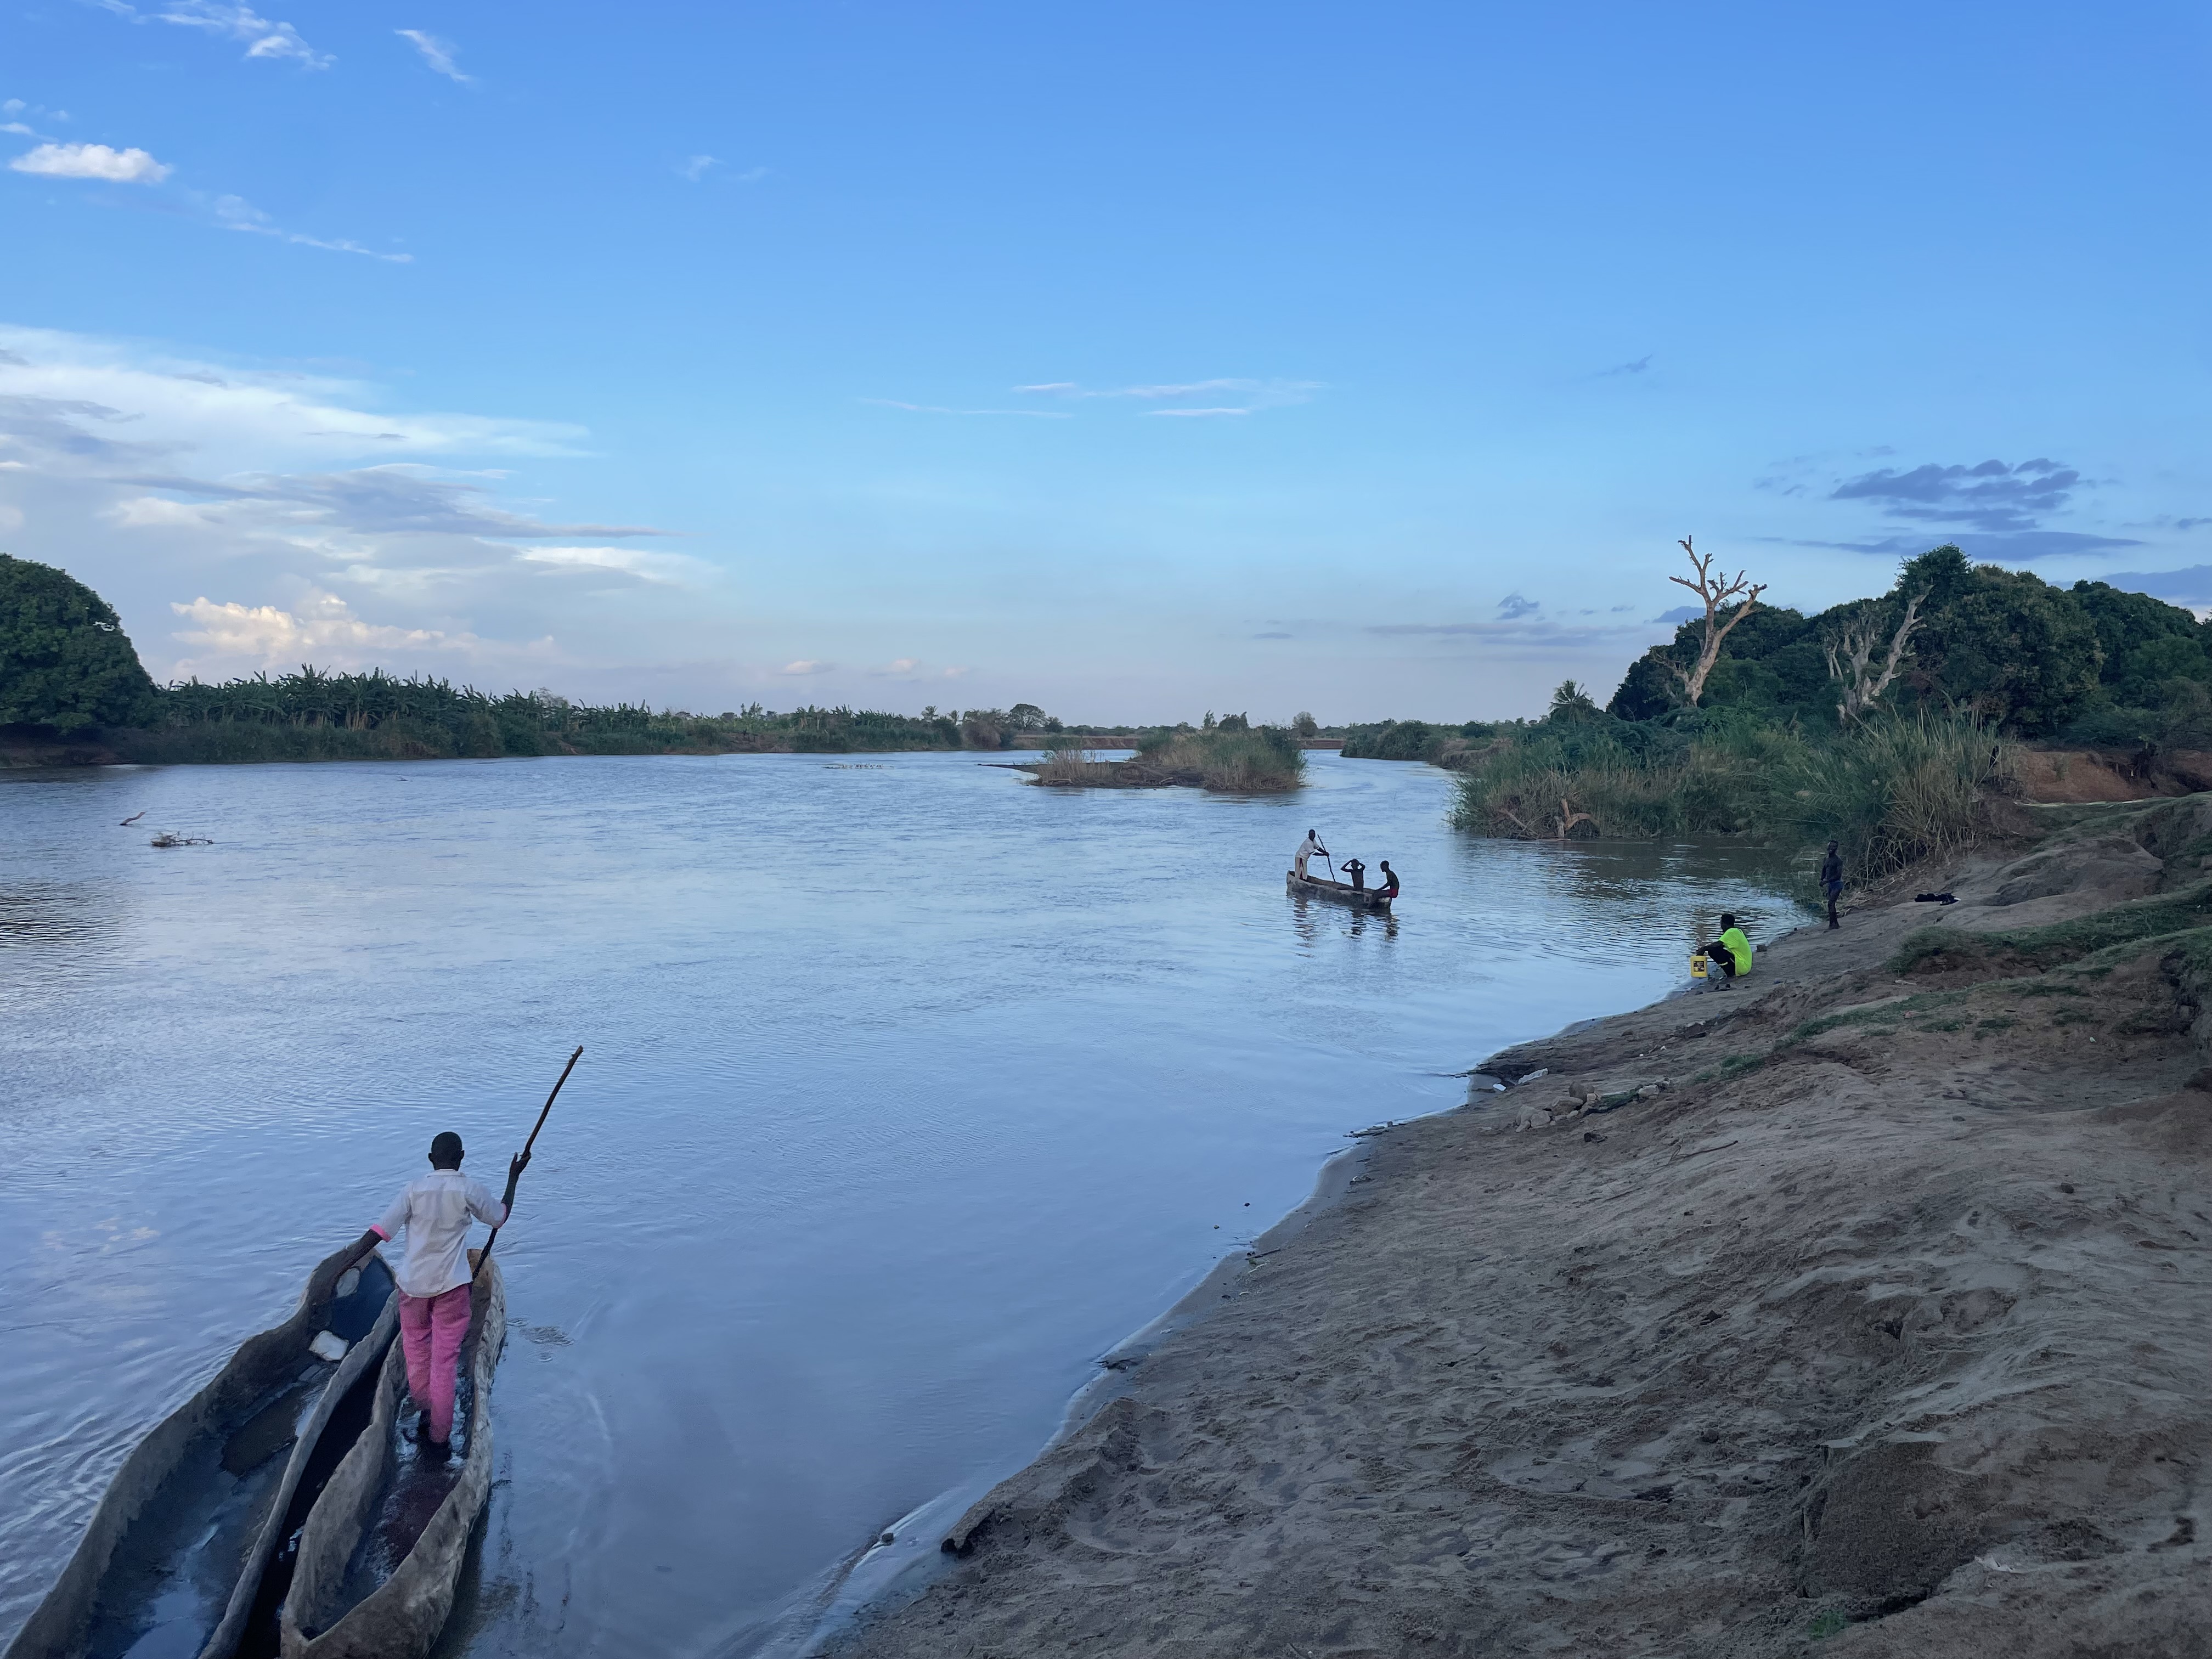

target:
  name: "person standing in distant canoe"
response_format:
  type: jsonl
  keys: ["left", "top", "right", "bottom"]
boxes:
{"left": 1294, "top": 828, "right": 1328, "bottom": 881}
{"left": 1820, "top": 840, "right": 1844, "bottom": 930}
{"left": 343, "top": 1132, "right": 526, "bottom": 1459}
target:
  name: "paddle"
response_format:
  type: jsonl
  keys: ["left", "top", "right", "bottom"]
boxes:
{"left": 478, "top": 1045, "right": 582, "bottom": 1271}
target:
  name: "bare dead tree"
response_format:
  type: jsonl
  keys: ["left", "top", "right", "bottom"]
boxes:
{"left": 1824, "top": 590, "right": 1925, "bottom": 725}
{"left": 1650, "top": 536, "right": 1767, "bottom": 707}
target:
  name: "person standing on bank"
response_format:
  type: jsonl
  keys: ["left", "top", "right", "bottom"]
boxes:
{"left": 342, "top": 1132, "right": 526, "bottom": 1458}
{"left": 1819, "top": 840, "right": 1844, "bottom": 930}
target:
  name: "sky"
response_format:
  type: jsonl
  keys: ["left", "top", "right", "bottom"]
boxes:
{"left": 2, "top": 1, "right": 2207, "bottom": 723}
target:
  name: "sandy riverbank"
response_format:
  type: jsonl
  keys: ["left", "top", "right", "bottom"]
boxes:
{"left": 827, "top": 799, "right": 2211, "bottom": 1658}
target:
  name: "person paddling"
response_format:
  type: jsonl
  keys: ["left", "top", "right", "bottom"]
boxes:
{"left": 342, "top": 1132, "right": 526, "bottom": 1460}
{"left": 1819, "top": 840, "right": 1844, "bottom": 929}
{"left": 1376, "top": 860, "right": 1401, "bottom": 901}
{"left": 1294, "top": 828, "right": 1329, "bottom": 881}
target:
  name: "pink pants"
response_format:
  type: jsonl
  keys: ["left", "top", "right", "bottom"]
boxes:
{"left": 398, "top": 1284, "right": 472, "bottom": 1444}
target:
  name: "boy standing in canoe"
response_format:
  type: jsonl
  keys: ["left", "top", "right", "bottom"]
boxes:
{"left": 345, "top": 1132, "right": 526, "bottom": 1458}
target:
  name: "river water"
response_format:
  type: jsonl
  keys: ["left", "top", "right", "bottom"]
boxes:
{"left": 0, "top": 752, "right": 1801, "bottom": 1655}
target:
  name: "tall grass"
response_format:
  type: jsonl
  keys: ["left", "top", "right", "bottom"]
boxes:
{"left": 1137, "top": 726, "right": 1306, "bottom": 792}
{"left": 1035, "top": 740, "right": 1113, "bottom": 786}
{"left": 1451, "top": 707, "right": 2010, "bottom": 883}
{"left": 1780, "top": 709, "right": 2014, "bottom": 883}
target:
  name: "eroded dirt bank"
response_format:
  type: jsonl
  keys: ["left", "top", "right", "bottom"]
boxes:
{"left": 830, "top": 799, "right": 2210, "bottom": 1658}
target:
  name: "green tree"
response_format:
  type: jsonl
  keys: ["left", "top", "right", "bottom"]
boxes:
{"left": 1903, "top": 552, "right": 2101, "bottom": 734}
{"left": 2068, "top": 580, "right": 2211, "bottom": 707}
{"left": 1548, "top": 679, "right": 1599, "bottom": 719}
{"left": 0, "top": 555, "right": 160, "bottom": 732}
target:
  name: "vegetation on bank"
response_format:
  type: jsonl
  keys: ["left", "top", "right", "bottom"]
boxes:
{"left": 1449, "top": 693, "right": 2010, "bottom": 885}
{"left": 1340, "top": 718, "right": 1494, "bottom": 764}
{"left": 1427, "top": 540, "right": 2212, "bottom": 883}
{"left": 0, "top": 555, "right": 161, "bottom": 732}
{"left": 115, "top": 671, "right": 1007, "bottom": 760}
{"left": 1612, "top": 543, "right": 2212, "bottom": 746}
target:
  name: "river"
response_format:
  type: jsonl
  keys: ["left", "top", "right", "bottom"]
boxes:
{"left": 0, "top": 751, "right": 1801, "bottom": 1655}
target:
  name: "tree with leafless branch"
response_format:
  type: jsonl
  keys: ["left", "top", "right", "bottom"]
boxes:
{"left": 1824, "top": 589, "right": 1925, "bottom": 725}
{"left": 1645, "top": 536, "right": 1766, "bottom": 707}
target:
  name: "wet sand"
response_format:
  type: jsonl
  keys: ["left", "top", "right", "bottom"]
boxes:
{"left": 830, "top": 801, "right": 2212, "bottom": 1658}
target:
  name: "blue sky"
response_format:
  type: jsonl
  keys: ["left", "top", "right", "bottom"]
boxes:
{"left": 3, "top": 1, "right": 2206, "bottom": 721}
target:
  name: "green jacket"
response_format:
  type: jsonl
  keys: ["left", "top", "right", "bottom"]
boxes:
{"left": 1718, "top": 927, "right": 1752, "bottom": 976}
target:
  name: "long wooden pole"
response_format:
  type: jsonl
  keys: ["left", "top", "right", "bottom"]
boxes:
{"left": 478, "top": 1045, "right": 582, "bottom": 1270}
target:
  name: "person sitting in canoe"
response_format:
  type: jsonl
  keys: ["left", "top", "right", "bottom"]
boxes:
{"left": 1376, "top": 861, "right": 1400, "bottom": 901}
{"left": 1294, "top": 829, "right": 1328, "bottom": 881}
{"left": 1340, "top": 857, "right": 1367, "bottom": 890}
{"left": 342, "top": 1132, "right": 526, "bottom": 1460}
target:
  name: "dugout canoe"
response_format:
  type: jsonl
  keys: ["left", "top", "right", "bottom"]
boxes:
{"left": 4, "top": 1246, "right": 399, "bottom": 1659}
{"left": 1285, "top": 869, "right": 1393, "bottom": 911}
{"left": 279, "top": 1255, "right": 506, "bottom": 1659}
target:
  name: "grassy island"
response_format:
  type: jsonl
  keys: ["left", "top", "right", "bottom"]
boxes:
{"left": 1023, "top": 720, "right": 1307, "bottom": 793}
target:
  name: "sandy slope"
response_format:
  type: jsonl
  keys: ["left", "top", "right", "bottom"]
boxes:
{"left": 830, "top": 800, "right": 2211, "bottom": 1659}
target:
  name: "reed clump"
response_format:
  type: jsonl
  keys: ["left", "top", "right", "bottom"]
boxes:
{"left": 1136, "top": 726, "right": 1306, "bottom": 793}
{"left": 1035, "top": 741, "right": 1116, "bottom": 786}
{"left": 1451, "top": 706, "right": 2011, "bottom": 884}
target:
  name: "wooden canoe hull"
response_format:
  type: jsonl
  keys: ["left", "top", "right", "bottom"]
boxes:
{"left": 280, "top": 1257, "right": 506, "bottom": 1659}
{"left": 3, "top": 1248, "right": 398, "bottom": 1659}
{"left": 1286, "top": 870, "right": 1393, "bottom": 911}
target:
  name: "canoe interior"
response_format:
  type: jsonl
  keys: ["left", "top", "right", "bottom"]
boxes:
{"left": 5, "top": 1248, "right": 396, "bottom": 1659}
{"left": 1285, "top": 870, "right": 1393, "bottom": 910}
{"left": 282, "top": 1259, "right": 505, "bottom": 1659}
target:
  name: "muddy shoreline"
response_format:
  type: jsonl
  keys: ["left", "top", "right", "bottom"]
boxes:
{"left": 825, "top": 799, "right": 2211, "bottom": 1658}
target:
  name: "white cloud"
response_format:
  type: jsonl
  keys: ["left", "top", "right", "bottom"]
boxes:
{"left": 109, "top": 495, "right": 219, "bottom": 529}
{"left": 778, "top": 659, "right": 834, "bottom": 675}
{"left": 396, "top": 29, "right": 470, "bottom": 82}
{"left": 214, "top": 195, "right": 411, "bottom": 263}
{"left": 1, "top": 124, "right": 36, "bottom": 138}
{"left": 517, "top": 544, "right": 704, "bottom": 584}
{"left": 0, "top": 325, "right": 586, "bottom": 465}
{"left": 10, "top": 142, "right": 172, "bottom": 184}
{"left": 867, "top": 656, "right": 969, "bottom": 680}
{"left": 1011, "top": 377, "right": 1320, "bottom": 416}
{"left": 861, "top": 398, "right": 1071, "bottom": 419}
{"left": 169, "top": 589, "right": 475, "bottom": 668}
{"left": 676, "top": 156, "right": 767, "bottom": 183}
{"left": 156, "top": 1, "right": 331, "bottom": 69}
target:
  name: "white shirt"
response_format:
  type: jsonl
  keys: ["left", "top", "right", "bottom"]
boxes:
{"left": 1295, "top": 833, "right": 1325, "bottom": 872}
{"left": 374, "top": 1167, "right": 507, "bottom": 1298}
